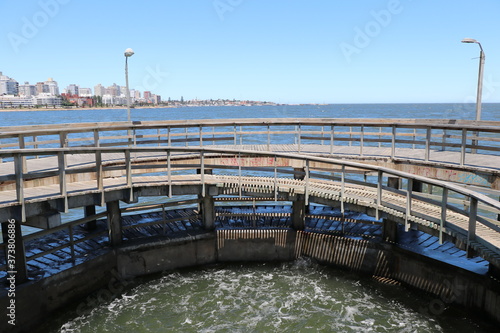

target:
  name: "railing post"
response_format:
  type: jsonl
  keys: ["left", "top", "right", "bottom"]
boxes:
{"left": 18, "top": 134, "right": 27, "bottom": 173}
{"left": 233, "top": 125, "right": 237, "bottom": 146}
{"left": 14, "top": 153, "right": 26, "bottom": 222}
{"left": 185, "top": 127, "right": 188, "bottom": 147}
{"left": 167, "top": 150, "right": 172, "bottom": 198}
{"left": 125, "top": 149, "right": 133, "bottom": 202}
{"left": 405, "top": 178, "right": 413, "bottom": 231}
{"left": 330, "top": 125, "right": 334, "bottom": 156}
{"left": 305, "top": 160, "right": 310, "bottom": 205}
{"left": 441, "top": 129, "right": 447, "bottom": 151}
{"left": 167, "top": 127, "right": 171, "bottom": 146}
{"left": 298, "top": 125, "right": 302, "bottom": 153}
{"left": 460, "top": 128, "right": 467, "bottom": 166}
{"left": 360, "top": 125, "right": 364, "bottom": 157}
{"left": 201, "top": 151, "right": 205, "bottom": 197}
{"left": 238, "top": 152, "right": 242, "bottom": 198}
{"left": 425, "top": 127, "right": 431, "bottom": 162}
{"left": 157, "top": 128, "right": 161, "bottom": 146}
{"left": 59, "top": 132, "right": 68, "bottom": 148}
{"left": 440, "top": 188, "right": 448, "bottom": 244}
{"left": 274, "top": 156, "right": 278, "bottom": 201}
{"left": 93, "top": 129, "right": 100, "bottom": 147}
{"left": 376, "top": 170, "right": 383, "bottom": 220}
{"left": 199, "top": 125, "right": 203, "bottom": 146}
{"left": 58, "top": 151, "right": 68, "bottom": 213}
{"left": 95, "top": 149, "right": 104, "bottom": 206}
{"left": 267, "top": 124, "right": 271, "bottom": 151}
{"left": 391, "top": 126, "right": 396, "bottom": 159}
{"left": 340, "top": 165, "right": 345, "bottom": 215}
{"left": 467, "top": 197, "right": 478, "bottom": 257}
{"left": 33, "top": 135, "right": 39, "bottom": 159}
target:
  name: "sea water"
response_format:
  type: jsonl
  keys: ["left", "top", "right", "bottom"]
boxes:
{"left": 3, "top": 104, "right": 498, "bottom": 332}
{"left": 44, "top": 259, "right": 490, "bottom": 333}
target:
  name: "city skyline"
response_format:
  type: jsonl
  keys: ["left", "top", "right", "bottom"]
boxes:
{"left": 1, "top": 1, "right": 500, "bottom": 104}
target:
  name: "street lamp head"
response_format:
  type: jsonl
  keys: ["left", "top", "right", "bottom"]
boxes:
{"left": 124, "top": 48, "right": 135, "bottom": 57}
{"left": 461, "top": 38, "right": 478, "bottom": 44}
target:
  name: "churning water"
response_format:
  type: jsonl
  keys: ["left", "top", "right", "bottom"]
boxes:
{"left": 46, "top": 259, "right": 489, "bottom": 333}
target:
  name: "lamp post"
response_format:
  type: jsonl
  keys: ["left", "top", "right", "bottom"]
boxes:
{"left": 124, "top": 48, "right": 134, "bottom": 122}
{"left": 461, "top": 38, "right": 485, "bottom": 121}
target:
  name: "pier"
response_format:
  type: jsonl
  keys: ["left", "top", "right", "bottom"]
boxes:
{"left": 1, "top": 118, "right": 500, "bottom": 331}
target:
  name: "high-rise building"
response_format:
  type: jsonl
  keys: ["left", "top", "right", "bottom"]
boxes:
{"left": 106, "top": 83, "right": 120, "bottom": 97}
{"left": 94, "top": 84, "right": 105, "bottom": 97}
{"left": 45, "top": 78, "right": 59, "bottom": 95}
{"left": 144, "top": 91, "right": 151, "bottom": 101}
{"left": 19, "top": 82, "right": 37, "bottom": 97}
{"left": 0, "top": 72, "right": 19, "bottom": 96}
{"left": 78, "top": 88, "right": 92, "bottom": 97}
{"left": 66, "top": 84, "right": 79, "bottom": 96}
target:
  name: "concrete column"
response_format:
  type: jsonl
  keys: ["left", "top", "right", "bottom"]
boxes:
{"left": 383, "top": 177, "right": 400, "bottom": 243}
{"left": 199, "top": 194, "right": 215, "bottom": 230}
{"left": 412, "top": 180, "right": 423, "bottom": 193}
{"left": 84, "top": 205, "right": 97, "bottom": 231}
{"left": 387, "top": 177, "right": 401, "bottom": 190}
{"left": 293, "top": 167, "right": 305, "bottom": 180}
{"left": 382, "top": 218, "right": 398, "bottom": 243}
{"left": 2, "top": 220, "right": 28, "bottom": 283}
{"left": 106, "top": 201, "right": 122, "bottom": 246}
{"left": 291, "top": 194, "right": 306, "bottom": 230}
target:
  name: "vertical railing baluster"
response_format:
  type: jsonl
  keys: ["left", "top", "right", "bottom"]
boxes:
{"left": 126, "top": 149, "right": 133, "bottom": 202}
{"left": 468, "top": 197, "right": 478, "bottom": 245}
{"left": 405, "top": 178, "right": 413, "bottom": 231}
{"left": 58, "top": 151, "right": 68, "bottom": 212}
{"left": 425, "top": 127, "right": 431, "bottom": 162}
{"left": 442, "top": 129, "right": 447, "bottom": 151}
{"left": 274, "top": 156, "right": 278, "bottom": 201}
{"left": 33, "top": 135, "right": 39, "bottom": 159}
{"left": 18, "top": 134, "right": 27, "bottom": 173}
{"left": 238, "top": 152, "right": 242, "bottom": 198}
{"left": 167, "top": 127, "right": 171, "bottom": 146}
{"left": 440, "top": 188, "right": 448, "bottom": 244}
{"left": 95, "top": 148, "right": 103, "bottom": 206}
{"left": 391, "top": 126, "right": 396, "bottom": 159}
{"left": 340, "top": 165, "right": 345, "bottom": 215}
{"left": 360, "top": 125, "right": 364, "bottom": 157}
{"left": 199, "top": 126, "right": 203, "bottom": 146}
{"left": 14, "top": 153, "right": 26, "bottom": 222}
{"left": 460, "top": 128, "right": 467, "bottom": 166}
{"left": 157, "top": 128, "right": 161, "bottom": 146}
{"left": 201, "top": 151, "right": 205, "bottom": 197}
{"left": 298, "top": 125, "right": 302, "bottom": 153}
{"left": 330, "top": 125, "right": 334, "bottom": 156}
{"left": 376, "top": 170, "right": 382, "bottom": 220}
{"left": 267, "top": 124, "right": 271, "bottom": 151}
{"left": 305, "top": 160, "right": 310, "bottom": 205}
{"left": 167, "top": 150, "right": 172, "bottom": 198}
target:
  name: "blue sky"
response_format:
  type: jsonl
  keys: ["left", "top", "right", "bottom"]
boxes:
{"left": 1, "top": 0, "right": 500, "bottom": 104}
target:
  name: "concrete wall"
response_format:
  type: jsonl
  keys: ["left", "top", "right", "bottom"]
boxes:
{"left": 2, "top": 230, "right": 500, "bottom": 333}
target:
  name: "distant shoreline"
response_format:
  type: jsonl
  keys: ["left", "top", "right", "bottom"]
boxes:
{"left": 0, "top": 106, "right": 172, "bottom": 113}
{"left": 1, "top": 102, "right": 498, "bottom": 113}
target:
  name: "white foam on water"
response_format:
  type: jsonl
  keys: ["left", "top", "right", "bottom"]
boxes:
{"left": 53, "top": 260, "right": 489, "bottom": 332}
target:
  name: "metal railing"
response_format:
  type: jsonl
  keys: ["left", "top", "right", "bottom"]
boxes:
{"left": 1, "top": 119, "right": 499, "bottom": 168}
{"left": 0, "top": 146, "right": 499, "bottom": 260}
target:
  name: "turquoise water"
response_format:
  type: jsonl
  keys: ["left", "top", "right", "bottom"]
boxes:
{"left": 42, "top": 260, "right": 491, "bottom": 333}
